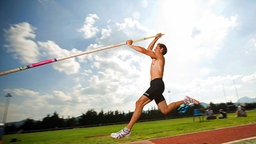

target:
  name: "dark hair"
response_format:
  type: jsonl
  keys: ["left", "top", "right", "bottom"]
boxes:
{"left": 158, "top": 43, "right": 167, "bottom": 55}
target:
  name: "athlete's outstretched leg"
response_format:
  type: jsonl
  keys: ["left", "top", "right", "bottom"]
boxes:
{"left": 110, "top": 95, "right": 151, "bottom": 139}
{"left": 126, "top": 96, "right": 151, "bottom": 129}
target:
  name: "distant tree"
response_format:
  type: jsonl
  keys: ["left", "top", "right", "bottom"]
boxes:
{"left": 104, "top": 111, "right": 115, "bottom": 123}
{"left": 113, "top": 110, "right": 126, "bottom": 122}
{"left": 79, "top": 109, "right": 98, "bottom": 125}
{"left": 19, "top": 118, "right": 40, "bottom": 131}
{"left": 41, "top": 112, "right": 64, "bottom": 129}
{"left": 245, "top": 103, "right": 256, "bottom": 110}
{"left": 209, "top": 102, "right": 217, "bottom": 112}
{"left": 218, "top": 103, "right": 227, "bottom": 111}
{"left": 226, "top": 102, "right": 237, "bottom": 112}
{"left": 97, "top": 110, "right": 104, "bottom": 124}
{"left": 65, "top": 117, "right": 78, "bottom": 127}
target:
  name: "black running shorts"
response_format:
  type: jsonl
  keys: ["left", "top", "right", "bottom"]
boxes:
{"left": 144, "top": 78, "right": 165, "bottom": 104}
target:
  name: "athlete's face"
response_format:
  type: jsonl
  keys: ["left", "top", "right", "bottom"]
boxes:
{"left": 154, "top": 44, "right": 162, "bottom": 53}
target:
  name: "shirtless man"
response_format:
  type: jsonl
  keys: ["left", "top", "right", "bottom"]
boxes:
{"left": 110, "top": 33, "right": 199, "bottom": 139}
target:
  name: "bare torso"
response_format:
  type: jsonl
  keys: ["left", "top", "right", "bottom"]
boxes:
{"left": 150, "top": 57, "right": 165, "bottom": 80}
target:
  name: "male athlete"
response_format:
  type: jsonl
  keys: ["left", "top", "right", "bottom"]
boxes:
{"left": 111, "top": 33, "right": 199, "bottom": 139}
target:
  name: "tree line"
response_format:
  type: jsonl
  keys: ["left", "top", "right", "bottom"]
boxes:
{"left": 4, "top": 102, "right": 256, "bottom": 134}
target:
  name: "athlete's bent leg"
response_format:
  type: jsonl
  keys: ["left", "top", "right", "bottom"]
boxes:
{"left": 158, "top": 100, "right": 184, "bottom": 115}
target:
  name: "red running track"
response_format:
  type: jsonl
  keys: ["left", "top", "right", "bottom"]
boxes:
{"left": 127, "top": 123, "right": 256, "bottom": 144}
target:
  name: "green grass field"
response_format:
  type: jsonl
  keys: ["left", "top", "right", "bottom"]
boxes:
{"left": 3, "top": 110, "right": 256, "bottom": 144}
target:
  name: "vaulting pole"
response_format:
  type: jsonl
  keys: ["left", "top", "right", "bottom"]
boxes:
{"left": 0, "top": 34, "right": 159, "bottom": 76}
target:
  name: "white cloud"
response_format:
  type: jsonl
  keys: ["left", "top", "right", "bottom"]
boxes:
{"left": 5, "top": 88, "right": 40, "bottom": 97}
{"left": 116, "top": 18, "right": 149, "bottom": 37}
{"left": 4, "top": 22, "right": 39, "bottom": 64}
{"left": 1, "top": 88, "right": 78, "bottom": 121}
{"left": 3, "top": 22, "right": 82, "bottom": 75}
{"left": 78, "top": 14, "right": 100, "bottom": 39}
{"left": 165, "top": 73, "right": 254, "bottom": 103}
{"left": 1, "top": 88, "right": 50, "bottom": 121}
{"left": 155, "top": 1, "right": 238, "bottom": 85}
{"left": 100, "top": 28, "right": 111, "bottom": 40}
{"left": 246, "top": 37, "right": 256, "bottom": 53}
{"left": 73, "top": 15, "right": 153, "bottom": 111}
{"left": 62, "top": 16, "right": 153, "bottom": 112}
{"left": 242, "top": 72, "right": 256, "bottom": 83}
{"left": 38, "top": 41, "right": 80, "bottom": 74}
{"left": 192, "top": 14, "right": 237, "bottom": 59}
{"left": 52, "top": 90, "right": 72, "bottom": 101}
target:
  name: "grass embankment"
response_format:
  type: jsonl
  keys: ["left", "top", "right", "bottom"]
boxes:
{"left": 3, "top": 110, "right": 256, "bottom": 144}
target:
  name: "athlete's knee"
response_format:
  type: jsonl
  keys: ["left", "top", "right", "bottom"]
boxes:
{"left": 160, "top": 109, "right": 168, "bottom": 115}
{"left": 135, "top": 99, "right": 144, "bottom": 109}
{"left": 158, "top": 101, "right": 169, "bottom": 115}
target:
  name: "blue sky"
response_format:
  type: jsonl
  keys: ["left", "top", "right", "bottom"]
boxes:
{"left": 0, "top": 0, "right": 256, "bottom": 122}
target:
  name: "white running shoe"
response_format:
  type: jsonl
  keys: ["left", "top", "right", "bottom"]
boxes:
{"left": 184, "top": 96, "right": 199, "bottom": 105}
{"left": 110, "top": 127, "right": 131, "bottom": 139}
